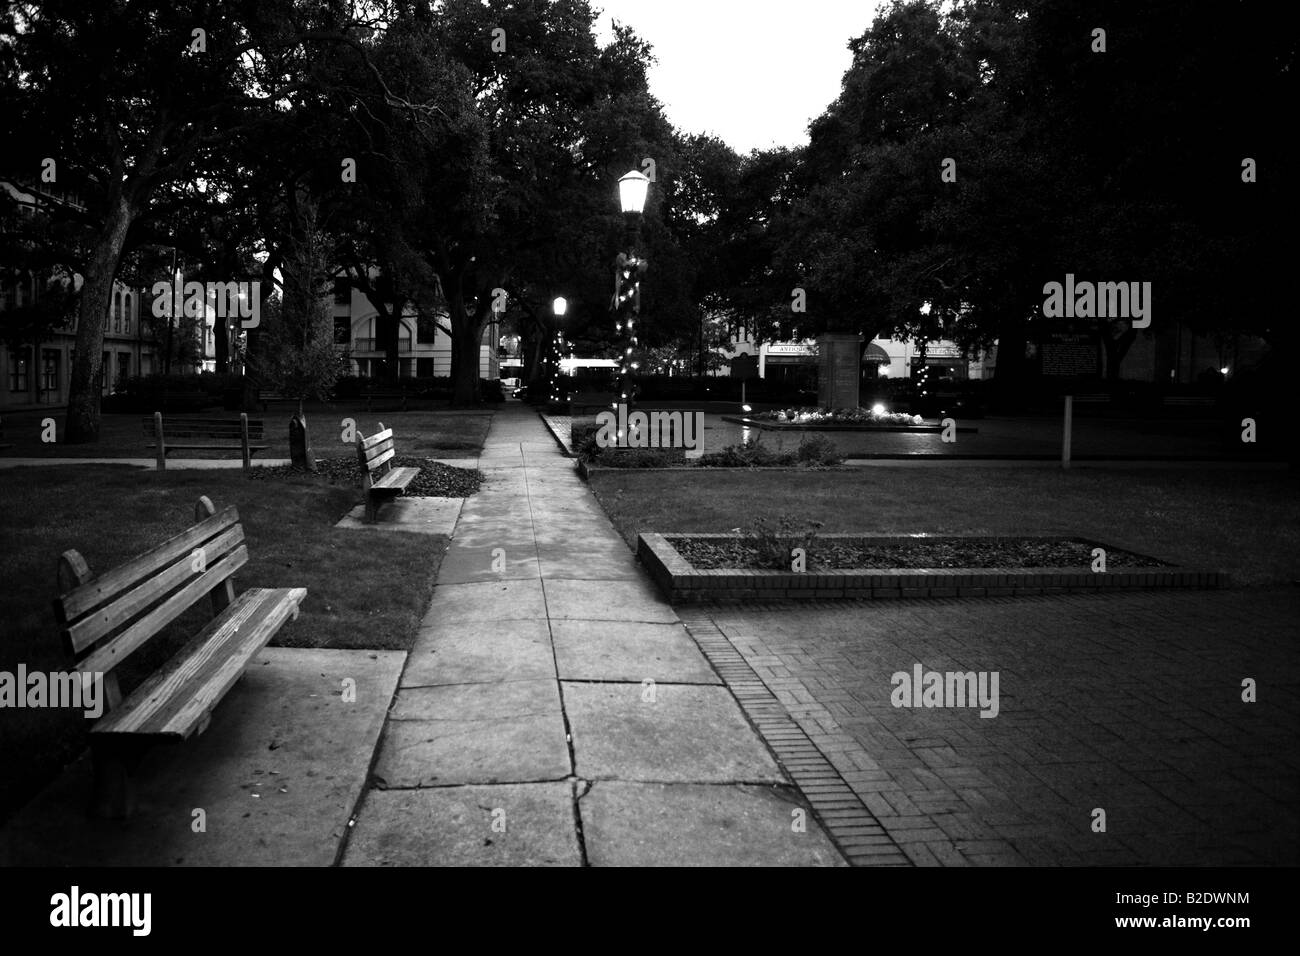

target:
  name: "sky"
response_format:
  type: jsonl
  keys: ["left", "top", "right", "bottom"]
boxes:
{"left": 592, "top": 0, "right": 885, "bottom": 154}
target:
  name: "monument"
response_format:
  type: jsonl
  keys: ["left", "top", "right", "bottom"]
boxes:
{"left": 816, "top": 333, "right": 861, "bottom": 409}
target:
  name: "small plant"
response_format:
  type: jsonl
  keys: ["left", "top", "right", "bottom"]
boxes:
{"left": 795, "top": 434, "right": 843, "bottom": 466}
{"left": 743, "top": 515, "right": 825, "bottom": 569}
{"left": 698, "top": 435, "right": 796, "bottom": 468}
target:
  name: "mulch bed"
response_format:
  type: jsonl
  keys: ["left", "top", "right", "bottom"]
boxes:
{"left": 248, "top": 455, "right": 484, "bottom": 497}
{"left": 667, "top": 535, "right": 1170, "bottom": 571}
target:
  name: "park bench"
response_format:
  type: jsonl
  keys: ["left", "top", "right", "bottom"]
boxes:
{"left": 143, "top": 412, "right": 266, "bottom": 471}
{"left": 365, "top": 384, "right": 408, "bottom": 412}
{"left": 257, "top": 389, "right": 294, "bottom": 412}
{"left": 356, "top": 422, "right": 420, "bottom": 523}
{"left": 569, "top": 390, "right": 619, "bottom": 416}
{"left": 52, "top": 495, "right": 307, "bottom": 818}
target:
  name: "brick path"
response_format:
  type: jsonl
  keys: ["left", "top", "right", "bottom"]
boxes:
{"left": 689, "top": 588, "right": 1300, "bottom": 865}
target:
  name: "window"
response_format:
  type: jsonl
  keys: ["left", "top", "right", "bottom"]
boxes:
{"left": 8, "top": 347, "right": 30, "bottom": 392}
{"left": 122, "top": 292, "right": 132, "bottom": 334}
{"left": 416, "top": 315, "right": 438, "bottom": 344}
{"left": 42, "top": 349, "right": 59, "bottom": 392}
{"left": 334, "top": 317, "right": 351, "bottom": 344}
{"left": 118, "top": 352, "right": 130, "bottom": 388}
{"left": 333, "top": 277, "right": 350, "bottom": 305}
{"left": 2, "top": 279, "right": 15, "bottom": 313}
{"left": 417, "top": 357, "right": 433, "bottom": 377}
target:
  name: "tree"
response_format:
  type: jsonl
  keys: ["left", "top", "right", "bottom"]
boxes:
{"left": 248, "top": 200, "right": 346, "bottom": 470}
{"left": 0, "top": 0, "right": 403, "bottom": 440}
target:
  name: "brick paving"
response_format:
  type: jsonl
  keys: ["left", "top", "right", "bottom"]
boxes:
{"left": 688, "top": 588, "right": 1300, "bottom": 866}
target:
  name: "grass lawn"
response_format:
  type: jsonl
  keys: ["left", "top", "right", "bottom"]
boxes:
{"left": 0, "top": 401, "right": 494, "bottom": 459}
{"left": 588, "top": 466, "right": 1300, "bottom": 587}
{"left": 0, "top": 464, "right": 453, "bottom": 824}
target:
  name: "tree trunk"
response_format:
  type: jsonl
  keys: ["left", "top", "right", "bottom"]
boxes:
{"left": 446, "top": 282, "right": 490, "bottom": 406}
{"left": 65, "top": 198, "right": 134, "bottom": 443}
{"left": 1103, "top": 324, "right": 1137, "bottom": 382}
{"left": 378, "top": 301, "right": 402, "bottom": 384}
{"left": 289, "top": 405, "right": 315, "bottom": 472}
{"left": 215, "top": 317, "right": 229, "bottom": 374}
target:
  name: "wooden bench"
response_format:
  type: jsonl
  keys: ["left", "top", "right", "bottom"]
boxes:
{"left": 365, "top": 385, "right": 408, "bottom": 412}
{"left": 257, "top": 390, "right": 293, "bottom": 412}
{"left": 569, "top": 391, "right": 619, "bottom": 416}
{"left": 144, "top": 412, "right": 267, "bottom": 471}
{"left": 52, "top": 495, "right": 307, "bottom": 818}
{"left": 356, "top": 422, "right": 420, "bottom": 523}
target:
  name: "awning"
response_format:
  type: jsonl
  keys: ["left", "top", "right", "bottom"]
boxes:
{"left": 863, "top": 343, "right": 891, "bottom": 364}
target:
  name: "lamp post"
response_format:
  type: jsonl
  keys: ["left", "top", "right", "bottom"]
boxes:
{"left": 548, "top": 296, "right": 567, "bottom": 407}
{"left": 614, "top": 170, "right": 649, "bottom": 412}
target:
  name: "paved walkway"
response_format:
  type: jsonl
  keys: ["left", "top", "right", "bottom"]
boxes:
{"left": 690, "top": 589, "right": 1300, "bottom": 866}
{"left": 341, "top": 406, "right": 851, "bottom": 866}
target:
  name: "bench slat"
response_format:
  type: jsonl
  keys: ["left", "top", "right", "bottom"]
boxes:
{"left": 147, "top": 444, "right": 269, "bottom": 451}
{"left": 362, "top": 438, "right": 395, "bottom": 465}
{"left": 92, "top": 587, "right": 307, "bottom": 739}
{"left": 367, "top": 447, "right": 396, "bottom": 473}
{"left": 57, "top": 507, "right": 240, "bottom": 623}
{"left": 360, "top": 428, "right": 394, "bottom": 452}
{"left": 64, "top": 524, "right": 246, "bottom": 653}
{"left": 372, "top": 466, "right": 419, "bottom": 491}
{"left": 76, "top": 546, "right": 249, "bottom": 676}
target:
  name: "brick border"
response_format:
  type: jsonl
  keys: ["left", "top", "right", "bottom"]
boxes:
{"left": 677, "top": 613, "right": 910, "bottom": 866}
{"left": 639, "top": 533, "right": 1229, "bottom": 604}
{"left": 721, "top": 414, "right": 978, "bottom": 434}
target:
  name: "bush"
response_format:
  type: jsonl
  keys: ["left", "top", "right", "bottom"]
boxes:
{"left": 101, "top": 373, "right": 217, "bottom": 413}
{"left": 697, "top": 436, "right": 796, "bottom": 467}
{"left": 796, "top": 434, "right": 844, "bottom": 465}
{"left": 571, "top": 421, "right": 682, "bottom": 467}
{"left": 743, "top": 516, "right": 825, "bottom": 570}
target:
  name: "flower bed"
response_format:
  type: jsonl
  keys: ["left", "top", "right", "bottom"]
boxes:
{"left": 669, "top": 535, "right": 1168, "bottom": 572}
{"left": 636, "top": 533, "right": 1227, "bottom": 604}
{"left": 758, "top": 406, "right": 923, "bottom": 426}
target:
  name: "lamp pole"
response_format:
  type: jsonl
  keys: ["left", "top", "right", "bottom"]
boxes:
{"left": 615, "top": 170, "right": 649, "bottom": 413}
{"left": 548, "top": 296, "right": 567, "bottom": 408}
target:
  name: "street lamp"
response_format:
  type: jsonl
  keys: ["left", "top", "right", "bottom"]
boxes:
{"left": 614, "top": 170, "right": 650, "bottom": 411}
{"left": 549, "top": 296, "right": 568, "bottom": 406}
{"left": 618, "top": 170, "right": 650, "bottom": 215}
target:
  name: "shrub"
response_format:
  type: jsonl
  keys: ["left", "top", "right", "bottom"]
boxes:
{"left": 743, "top": 516, "right": 825, "bottom": 570}
{"left": 697, "top": 436, "right": 796, "bottom": 468}
{"left": 796, "top": 434, "right": 844, "bottom": 466}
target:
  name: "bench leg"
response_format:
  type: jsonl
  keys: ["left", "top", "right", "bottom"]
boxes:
{"left": 365, "top": 494, "right": 379, "bottom": 524}
{"left": 89, "top": 738, "right": 145, "bottom": 820}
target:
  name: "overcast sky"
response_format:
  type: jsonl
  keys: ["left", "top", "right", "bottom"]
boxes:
{"left": 593, "top": 0, "right": 884, "bottom": 154}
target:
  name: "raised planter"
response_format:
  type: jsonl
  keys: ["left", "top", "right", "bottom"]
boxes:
{"left": 722, "top": 415, "right": 977, "bottom": 434}
{"left": 637, "top": 532, "right": 1228, "bottom": 604}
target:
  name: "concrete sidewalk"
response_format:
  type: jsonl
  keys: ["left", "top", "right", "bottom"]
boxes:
{"left": 342, "top": 405, "right": 849, "bottom": 866}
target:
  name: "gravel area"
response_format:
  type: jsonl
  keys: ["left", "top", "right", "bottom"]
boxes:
{"left": 667, "top": 535, "right": 1170, "bottom": 571}
{"left": 248, "top": 455, "right": 484, "bottom": 497}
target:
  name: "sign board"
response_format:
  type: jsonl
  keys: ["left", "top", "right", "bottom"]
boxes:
{"left": 1038, "top": 322, "right": 1101, "bottom": 378}
{"left": 730, "top": 353, "right": 759, "bottom": 380}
